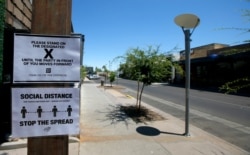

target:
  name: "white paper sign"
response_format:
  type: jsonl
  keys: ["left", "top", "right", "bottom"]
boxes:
{"left": 13, "top": 34, "right": 81, "bottom": 83}
{"left": 11, "top": 88, "right": 80, "bottom": 138}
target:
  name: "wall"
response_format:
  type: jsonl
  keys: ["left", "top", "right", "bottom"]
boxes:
{"left": 179, "top": 43, "right": 229, "bottom": 60}
{"left": 5, "top": 0, "right": 32, "bottom": 30}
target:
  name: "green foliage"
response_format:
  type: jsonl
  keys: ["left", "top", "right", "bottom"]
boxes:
{"left": 219, "top": 77, "right": 250, "bottom": 94}
{"left": 102, "top": 65, "right": 108, "bottom": 72}
{"left": 109, "top": 72, "right": 116, "bottom": 87}
{"left": 223, "top": 47, "right": 250, "bottom": 56}
{"left": 173, "top": 63, "right": 184, "bottom": 78}
{"left": 80, "top": 66, "right": 86, "bottom": 79}
{"left": 120, "top": 46, "right": 173, "bottom": 84}
{"left": 119, "top": 46, "right": 176, "bottom": 110}
{"left": 95, "top": 67, "right": 102, "bottom": 73}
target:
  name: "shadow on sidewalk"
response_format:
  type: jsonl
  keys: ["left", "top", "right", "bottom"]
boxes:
{"left": 96, "top": 104, "right": 184, "bottom": 137}
{"left": 97, "top": 104, "right": 167, "bottom": 128}
{"left": 136, "top": 126, "right": 183, "bottom": 136}
{"left": 96, "top": 104, "right": 132, "bottom": 128}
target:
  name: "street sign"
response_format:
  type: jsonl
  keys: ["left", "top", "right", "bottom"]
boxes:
{"left": 11, "top": 87, "right": 80, "bottom": 137}
{"left": 13, "top": 33, "right": 81, "bottom": 83}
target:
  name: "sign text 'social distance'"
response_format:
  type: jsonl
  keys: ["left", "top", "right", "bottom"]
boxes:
{"left": 20, "top": 93, "right": 73, "bottom": 99}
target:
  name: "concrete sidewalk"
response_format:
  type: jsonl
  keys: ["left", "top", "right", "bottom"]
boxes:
{"left": 79, "top": 81, "right": 249, "bottom": 155}
{"left": 0, "top": 79, "right": 249, "bottom": 155}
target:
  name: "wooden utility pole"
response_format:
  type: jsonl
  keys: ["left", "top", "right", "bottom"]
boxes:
{"left": 0, "top": 0, "right": 5, "bottom": 83}
{"left": 31, "top": 0, "right": 72, "bottom": 35}
{"left": 28, "top": 0, "right": 72, "bottom": 155}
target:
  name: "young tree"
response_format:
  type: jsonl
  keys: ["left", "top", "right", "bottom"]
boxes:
{"left": 120, "top": 46, "right": 174, "bottom": 111}
{"left": 109, "top": 72, "right": 116, "bottom": 87}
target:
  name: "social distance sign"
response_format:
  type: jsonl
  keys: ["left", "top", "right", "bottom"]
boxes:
{"left": 11, "top": 87, "right": 80, "bottom": 138}
{"left": 13, "top": 33, "right": 81, "bottom": 83}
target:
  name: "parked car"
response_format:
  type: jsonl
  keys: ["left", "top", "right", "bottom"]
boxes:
{"left": 88, "top": 74, "right": 100, "bottom": 80}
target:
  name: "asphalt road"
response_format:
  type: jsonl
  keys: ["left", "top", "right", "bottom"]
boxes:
{"left": 95, "top": 78, "right": 250, "bottom": 152}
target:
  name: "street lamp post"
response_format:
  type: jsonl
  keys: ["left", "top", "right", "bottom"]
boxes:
{"left": 174, "top": 14, "right": 200, "bottom": 136}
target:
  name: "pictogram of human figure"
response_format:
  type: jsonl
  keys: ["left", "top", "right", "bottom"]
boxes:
{"left": 37, "top": 106, "right": 43, "bottom": 118}
{"left": 21, "top": 106, "right": 27, "bottom": 118}
{"left": 52, "top": 105, "right": 58, "bottom": 117}
{"left": 67, "top": 105, "right": 72, "bottom": 117}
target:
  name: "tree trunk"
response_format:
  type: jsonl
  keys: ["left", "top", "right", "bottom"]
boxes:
{"left": 138, "top": 82, "right": 145, "bottom": 111}
{"left": 136, "top": 80, "right": 140, "bottom": 107}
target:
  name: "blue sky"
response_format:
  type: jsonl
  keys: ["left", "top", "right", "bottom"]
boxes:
{"left": 72, "top": 0, "right": 250, "bottom": 70}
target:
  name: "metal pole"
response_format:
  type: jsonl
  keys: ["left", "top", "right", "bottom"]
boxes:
{"left": 184, "top": 29, "right": 190, "bottom": 136}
